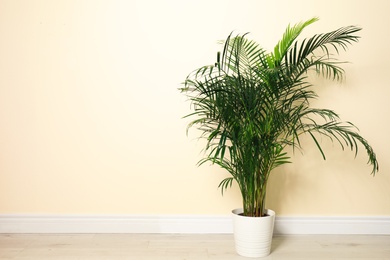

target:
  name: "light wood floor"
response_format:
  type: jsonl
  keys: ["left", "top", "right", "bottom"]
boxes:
{"left": 0, "top": 234, "right": 389, "bottom": 259}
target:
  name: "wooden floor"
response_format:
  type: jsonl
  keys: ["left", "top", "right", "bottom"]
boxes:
{"left": 0, "top": 234, "right": 389, "bottom": 259}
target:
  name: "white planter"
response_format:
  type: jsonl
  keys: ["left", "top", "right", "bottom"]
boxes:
{"left": 232, "top": 208, "right": 275, "bottom": 258}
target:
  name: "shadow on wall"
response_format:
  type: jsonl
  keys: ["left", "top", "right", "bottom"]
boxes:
{"left": 265, "top": 137, "right": 376, "bottom": 216}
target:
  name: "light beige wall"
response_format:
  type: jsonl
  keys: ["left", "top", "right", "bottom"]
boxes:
{"left": 0, "top": 0, "right": 389, "bottom": 216}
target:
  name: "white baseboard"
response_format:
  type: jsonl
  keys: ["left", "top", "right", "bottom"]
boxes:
{"left": 0, "top": 215, "right": 233, "bottom": 234}
{"left": 274, "top": 216, "right": 390, "bottom": 235}
{"left": 0, "top": 214, "right": 389, "bottom": 235}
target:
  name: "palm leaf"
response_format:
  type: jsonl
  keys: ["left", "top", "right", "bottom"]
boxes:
{"left": 270, "top": 17, "right": 319, "bottom": 67}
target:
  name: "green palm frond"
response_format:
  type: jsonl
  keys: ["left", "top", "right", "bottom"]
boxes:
{"left": 304, "top": 121, "right": 378, "bottom": 173}
{"left": 285, "top": 25, "right": 361, "bottom": 78}
{"left": 269, "top": 17, "right": 319, "bottom": 67}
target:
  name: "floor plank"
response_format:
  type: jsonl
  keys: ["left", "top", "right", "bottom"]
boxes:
{"left": 0, "top": 234, "right": 389, "bottom": 259}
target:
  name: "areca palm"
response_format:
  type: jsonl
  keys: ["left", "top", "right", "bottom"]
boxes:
{"left": 180, "top": 18, "right": 378, "bottom": 217}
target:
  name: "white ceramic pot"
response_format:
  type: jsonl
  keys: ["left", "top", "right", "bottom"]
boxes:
{"left": 232, "top": 208, "right": 275, "bottom": 258}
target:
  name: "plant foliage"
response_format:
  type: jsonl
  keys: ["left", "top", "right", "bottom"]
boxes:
{"left": 179, "top": 18, "right": 378, "bottom": 217}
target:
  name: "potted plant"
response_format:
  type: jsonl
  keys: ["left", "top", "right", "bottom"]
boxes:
{"left": 179, "top": 18, "right": 378, "bottom": 257}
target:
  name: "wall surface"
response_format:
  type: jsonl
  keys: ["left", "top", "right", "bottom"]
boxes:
{"left": 0, "top": 0, "right": 389, "bottom": 216}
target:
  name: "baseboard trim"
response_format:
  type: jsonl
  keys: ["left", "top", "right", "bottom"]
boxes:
{"left": 0, "top": 215, "right": 233, "bottom": 234}
{"left": 0, "top": 214, "right": 389, "bottom": 234}
{"left": 274, "top": 216, "right": 390, "bottom": 235}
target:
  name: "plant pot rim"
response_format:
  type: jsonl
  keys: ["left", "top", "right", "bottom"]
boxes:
{"left": 232, "top": 208, "right": 275, "bottom": 218}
